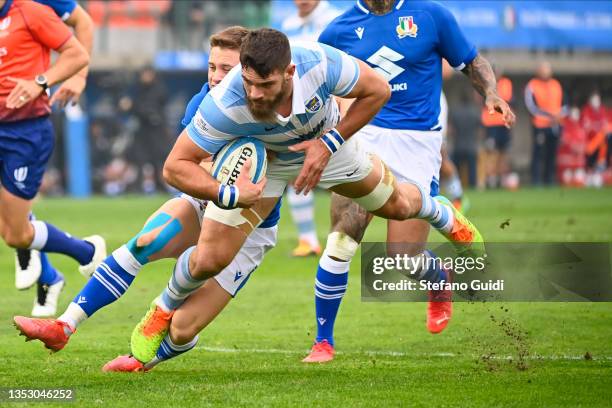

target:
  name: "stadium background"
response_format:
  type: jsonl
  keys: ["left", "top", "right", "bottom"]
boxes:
{"left": 2, "top": 1, "right": 611, "bottom": 406}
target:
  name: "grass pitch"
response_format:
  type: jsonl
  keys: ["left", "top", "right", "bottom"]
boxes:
{"left": 1, "top": 188, "right": 611, "bottom": 407}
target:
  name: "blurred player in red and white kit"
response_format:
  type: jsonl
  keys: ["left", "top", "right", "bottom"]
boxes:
{"left": 581, "top": 91, "right": 610, "bottom": 185}
{"left": 0, "top": 0, "right": 105, "bottom": 317}
{"left": 558, "top": 107, "right": 587, "bottom": 187}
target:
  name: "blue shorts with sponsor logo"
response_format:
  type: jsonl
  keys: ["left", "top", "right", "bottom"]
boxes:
{"left": 0, "top": 116, "right": 54, "bottom": 200}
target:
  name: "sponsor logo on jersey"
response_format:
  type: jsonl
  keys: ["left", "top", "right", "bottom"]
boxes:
{"left": 367, "top": 46, "right": 405, "bottom": 82}
{"left": 396, "top": 16, "right": 418, "bottom": 39}
{"left": 193, "top": 111, "right": 209, "bottom": 134}
{"left": 390, "top": 82, "right": 408, "bottom": 92}
{"left": 305, "top": 94, "right": 323, "bottom": 113}
{"left": 355, "top": 26, "right": 364, "bottom": 39}
{"left": 234, "top": 271, "right": 243, "bottom": 282}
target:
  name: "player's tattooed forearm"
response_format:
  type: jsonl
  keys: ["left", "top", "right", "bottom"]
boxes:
{"left": 330, "top": 193, "right": 371, "bottom": 243}
{"left": 462, "top": 54, "right": 497, "bottom": 98}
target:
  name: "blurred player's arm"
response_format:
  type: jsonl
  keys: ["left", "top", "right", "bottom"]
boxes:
{"left": 50, "top": 5, "right": 94, "bottom": 107}
{"left": 462, "top": 54, "right": 515, "bottom": 128}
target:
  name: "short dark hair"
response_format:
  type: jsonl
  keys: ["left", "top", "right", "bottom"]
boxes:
{"left": 240, "top": 28, "right": 291, "bottom": 78}
{"left": 209, "top": 26, "right": 249, "bottom": 50}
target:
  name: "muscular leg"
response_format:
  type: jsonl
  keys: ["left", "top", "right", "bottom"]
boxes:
{"left": 169, "top": 279, "right": 231, "bottom": 345}
{"left": 131, "top": 198, "right": 281, "bottom": 365}
{"left": 141, "top": 279, "right": 232, "bottom": 369}
{"left": 157, "top": 197, "right": 279, "bottom": 311}
{"left": 132, "top": 198, "right": 202, "bottom": 262}
{"left": 329, "top": 193, "right": 372, "bottom": 246}
{"left": 306, "top": 194, "right": 372, "bottom": 350}
{"left": 56, "top": 198, "right": 201, "bottom": 331}
{"left": 386, "top": 219, "right": 448, "bottom": 284}
{"left": 332, "top": 154, "right": 480, "bottom": 250}
{"left": 332, "top": 155, "right": 423, "bottom": 221}
{"left": 0, "top": 188, "right": 35, "bottom": 248}
{"left": 0, "top": 188, "right": 95, "bottom": 265}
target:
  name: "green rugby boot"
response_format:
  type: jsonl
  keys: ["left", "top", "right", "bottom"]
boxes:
{"left": 130, "top": 300, "right": 173, "bottom": 363}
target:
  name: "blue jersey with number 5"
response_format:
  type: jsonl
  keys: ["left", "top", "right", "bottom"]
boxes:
{"left": 319, "top": 0, "right": 476, "bottom": 131}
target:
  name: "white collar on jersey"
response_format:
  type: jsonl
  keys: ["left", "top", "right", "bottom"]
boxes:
{"left": 356, "top": 0, "right": 405, "bottom": 14}
{"left": 275, "top": 63, "right": 305, "bottom": 125}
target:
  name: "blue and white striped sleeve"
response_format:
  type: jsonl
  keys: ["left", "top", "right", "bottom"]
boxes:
{"left": 319, "top": 43, "right": 360, "bottom": 97}
{"left": 186, "top": 96, "right": 234, "bottom": 155}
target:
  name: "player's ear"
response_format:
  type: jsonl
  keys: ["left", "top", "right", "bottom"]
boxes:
{"left": 285, "top": 64, "right": 296, "bottom": 80}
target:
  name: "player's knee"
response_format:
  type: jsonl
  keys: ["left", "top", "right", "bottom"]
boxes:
{"left": 190, "top": 250, "right": 232, "bottom": 280}
{"left": 1, "top": 227, "right": 32, "bottom": 249}
{"left": 376, "top": 189, "right": 412, "bottom": 221}
{"left": 353, "top": 160, "right": 395, "bottom": 213}
{"left": 385, "top": 183, "right": 424, "bottom": 220}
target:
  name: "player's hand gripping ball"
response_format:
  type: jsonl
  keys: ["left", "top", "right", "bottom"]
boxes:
{"left": 212, "top": 137, "right": 267, "bottom": 208}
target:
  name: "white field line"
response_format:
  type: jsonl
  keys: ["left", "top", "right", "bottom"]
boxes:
{"left": 197, "top": 346, "right": 612, "bottom": 361}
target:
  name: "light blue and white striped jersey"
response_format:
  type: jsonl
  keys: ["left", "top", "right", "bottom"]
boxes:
{"left": 186, "top": 41, "right": 360, "bottom": 165}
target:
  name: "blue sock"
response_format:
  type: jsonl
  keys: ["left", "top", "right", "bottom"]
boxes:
{"left": 314, "top": 253, "right": 349, "bottom": 346}
{"left": 58, "top": 213, "right": 183, "bottom": 330}
{"left": 145, "top": 334, "right": 199, "bottom": 368}
{"left": 58, "top": 246, "right": 142, "bottom": 330}
{"left": 38, "top": 253, "right": 63, "bottom": 285}
{"left": 77, "top": 251, "right": 137, "bottom": 316}
{"left": 29, "top": 220, "right": 94, "bottom": 265}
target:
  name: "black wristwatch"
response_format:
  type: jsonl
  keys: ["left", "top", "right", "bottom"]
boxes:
{"left": 35, "top": 74, "right": 49, "bottom": 91}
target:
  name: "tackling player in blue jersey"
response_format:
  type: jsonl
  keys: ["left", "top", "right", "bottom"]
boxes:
{"left": 302, "top": 0, "right": 515, "bottom": 362}
{"left": 14, "top": 29, "right": 282, "bottom": 372}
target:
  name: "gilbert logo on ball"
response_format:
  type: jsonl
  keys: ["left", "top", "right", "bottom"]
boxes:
{"left": 211, "top": 137, "right": 267, "bottom": 185}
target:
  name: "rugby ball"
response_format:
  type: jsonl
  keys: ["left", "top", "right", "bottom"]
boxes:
{"left": 211, "top": 137, "right": 267, "bottom": 185}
